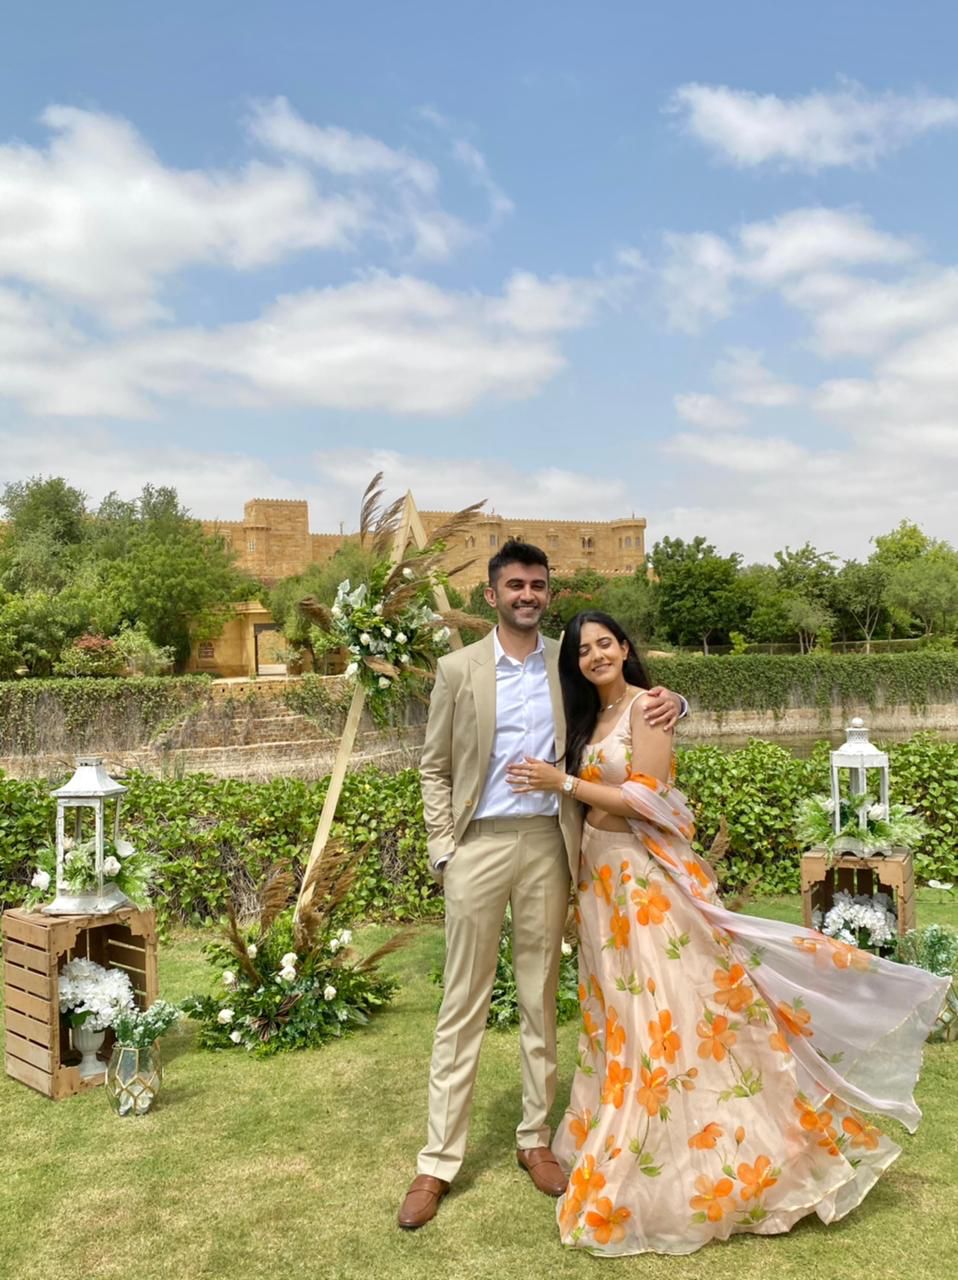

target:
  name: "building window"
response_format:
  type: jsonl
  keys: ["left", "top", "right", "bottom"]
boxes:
{"left": 247, "top": 537, "right": 257, "bottom": 553}
{"left": 489, "top": 534, "right": 498, "bottom": 547}
{"left": 548, "top": 535, "right": 559, "bottom": 547}
{"left": 199, "top": 643, "right": 215, "bottom": 660}
{"left": 581, "top": 536, "right": 594, "bottom": 551}
{"left": 625, "top": 536, "right": 632, "bottom": 548}
{"left": 465, "top": 535, "right": 476, "bottom": 549}
{"left": 625, "top": 564, "right": 633, "bottom": 573}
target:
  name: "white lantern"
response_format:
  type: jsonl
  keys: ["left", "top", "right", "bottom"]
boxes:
{"left": 829, "top": 718, "right": 890, "bottom": 836}
{"left": 43, "top": 757, "right": 135, "bottom": 915}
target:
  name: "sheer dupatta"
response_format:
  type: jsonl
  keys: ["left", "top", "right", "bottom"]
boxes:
{"left": 620, "top": 774, "right": 949, "bottom": 1132}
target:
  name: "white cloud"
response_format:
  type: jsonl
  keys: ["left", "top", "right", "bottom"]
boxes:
{"left": 714, "top": 348, "right": 801, "bottom": 407}
{"left": 0, "top": 271, "right": 614, "bottom": 418}
{"left": 673, "top": 393, "right": 746, "bottom": 430}
{"left": 670, "top": 81, "right": 958, "bottom": 171}
{"left": 0, "top": 105, "right": 367, "bottom": 325}
{"left": 666, "top": 431, "right": 807, "bottom": 474}
{"left": 662, "top": 208, "right": 914, "bottom": 332}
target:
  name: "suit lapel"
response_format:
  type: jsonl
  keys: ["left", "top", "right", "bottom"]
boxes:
{"left": 544, "top": 637, "right": 566, "bottom": 763}
{"left": 470, "top": 631, "right": 496, "bottom": 785}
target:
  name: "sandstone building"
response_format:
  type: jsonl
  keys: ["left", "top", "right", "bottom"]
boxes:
{"left": 192, "top": 498, "right": 647, "bottom": 676}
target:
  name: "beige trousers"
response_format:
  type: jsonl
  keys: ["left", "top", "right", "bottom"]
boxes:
{"left": 417, "top": 815, "right": 571, "bottom": 1182}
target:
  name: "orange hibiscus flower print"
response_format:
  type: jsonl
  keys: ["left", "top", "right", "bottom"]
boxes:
{"left": 648, "top": 1009, "right": 681, "bottom": 1063}
{"left": 776, "top": 999, "right": 813, "bottom": 1039}
{"left": 569, "top": 1153, "right": 606, "bottom": 1203}
{"left": 713, "top": 964, "right": 754, "bottom": 1013}
{"left": 569, "top": 1109, "right": 594, "bottom": 1150}
{"left": 768, "top": 1030, "right": 791, "bottom": 1055}
{"left": 683, "top": 859, "right": 713, "bottom": 890}
{"left": 609, "top": 906, "right": 630, "bottom": 950}
{"left": 842, "top": 1113, "right": 881, "bottom": 1150}
{"left": 590, "top": 973, "right": 606, "bottom": 1011}
{"left": 605, "top": 1007, "right": 626, "bottom": 1056}
{"left": 632, "top": 882, "right": 671, "bottom": 926}
{"left": 586, "top": 1197, "right": 631, "bottom": 1245}
{"left": 636, "top": 1065, "right": 670, "bottom": 1117}
{"left": 794, "top": 1098, "right": 840, "bottom": 1155}
{"left": 737, "top": 1155, "right": 778, "bottom": 1201}
{"left": 688, "top": 1122, "right": 723, "bottom": 1150}
{"left": 593, "top": 864, "right": 615, "bottom": 904}
{"left": 689, "top": 1174, "right": 735, "bottom": 1222}
{"left": 580, "top": 748, "right": 606, "bottom": 783}
{"left": 825, "top": 938, "right": 873, "bottom": 972}
{"left": 697, "top": 1014, "right": 736, "bottom": 1062}
{"left": 582, "top": 1008, "right": 601, "bottom": 1052}
{"left": 601, "top": 1060, "right": 633, "bottom": 1108}
{"left": 642, "top": 834, "right": 677, "bottom": 867}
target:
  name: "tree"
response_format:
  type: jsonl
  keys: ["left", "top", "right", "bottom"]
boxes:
{"left": 886, "top": 544, "right": 958, "bottom": 638}
{"left": 773, "top": 542, "right": 838, "bottom": 607}
{"left": 782, "top": 592, "right": 834, "bottom": 654}
{"left": 834, "top": 560, "right": 888, "bottom": 652}
{"left": 0, "top": 476, "right": 90, "bottom": 594}
{"left": 98, "top": 486, "right": 254, "bottom": 663}
{"left": 872, "top": 519, "right": 930, "bottom": 570}
{"left": 650, "top": 536, "right": 743, "bottom": 654}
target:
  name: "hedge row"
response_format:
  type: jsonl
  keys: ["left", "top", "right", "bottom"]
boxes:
{"left": 644, "top": 652, "right": 958, "bottom": 720}
{"left": 2, "top": 652, "right": 958, "bottom": 755}
{"left": 2, "top": 734, "right": 956, "bottom": 923}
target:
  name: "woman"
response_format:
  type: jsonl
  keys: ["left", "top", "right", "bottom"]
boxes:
{"left": 507, "top": 610, "right": 947, "bottom": 1257}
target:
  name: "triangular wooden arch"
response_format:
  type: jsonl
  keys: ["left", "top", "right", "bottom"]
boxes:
{"left": 295, "top": 490, "right": 464, "bottom": 917}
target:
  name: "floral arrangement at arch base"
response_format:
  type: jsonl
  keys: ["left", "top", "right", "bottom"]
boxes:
{"left": 299, "top": 474, "right": 492, "bottom": 725}
{"left": 182, "top": 847, "right": 411, "bottom": 1056}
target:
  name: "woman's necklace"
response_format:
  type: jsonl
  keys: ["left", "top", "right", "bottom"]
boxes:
{"left": 600, "top": 689, "right": 628, "bottom": 713}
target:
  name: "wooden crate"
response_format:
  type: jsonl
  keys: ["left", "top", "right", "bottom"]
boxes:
{"left": 800, "top": 848, "right": 916, "bottom": 940}
{"left": 2, "top": 906, "right": 157, "bottom": 1100}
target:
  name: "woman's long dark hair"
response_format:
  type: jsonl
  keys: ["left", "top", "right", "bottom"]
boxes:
{"left": 559, "top": 611, "right": 651, "bottom": 777}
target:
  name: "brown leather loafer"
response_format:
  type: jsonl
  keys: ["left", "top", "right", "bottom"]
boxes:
{"left": 398, "top": 1174, "right": 450, "bottom": 1229}
{"left": 517, "top": 1146, "right": 567, "bottom": 1196}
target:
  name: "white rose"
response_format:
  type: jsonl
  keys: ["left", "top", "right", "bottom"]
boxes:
{"left": 279, "top": 966, "right": 297, "bottom": 983}
{"left": 395, "top": 632, "right": 407, "bottom": 644}
{"left": 331, "top": 605, "right": 342, "bottom": 618}
{"left": 339, "top": 929, "right": 352, "bottom": 946}
{"left": 378, "top": 676, "right": 391, "bottom": 689}
{"left": 217, "top": 1008, "right": 234, "bottom": 1024}
{"left": 382, "top": 627, "right": 392, "bottom": 639}
{"left": 373, "top": 602, "right": 383, "bottom": 614}
{"left": 399, "top": 654, "right": 410, "bottom": 665}
{"left": 31, "top": 869, "right": 51, "bottom": 891}
{"left": 246, "top": 944, "right": 257, "bottom": 959}
{"left": 867, "top": 803, "right": 886, "bottom": 821}
{"left": 359, "top": 632, "right": 371, "bottom": 646}
{"left": 561, "top": 940, "right": 573, "bottom": 956}
{"left": 229, "top": 1030, "right": 243, "bottom": 1044}
{"left": 281, "top": 953, "right": 298, "bottom": 968}
{"left": 323, "top": 985, "right": 337, "bottom": 1001}
{"left": 403, "top": 567, "right": 414, "bottom": 579}
{"left": 222, "top": 970, "right": 237, "bottom": 989}
{"left": 329, "top": 938, "right": 340, "bottom": 953}
{"left": 345, "top": 662, "right": 359, "bottom": 677}
{"left": 102, "top": 855, "right": 121, "bottom": 877}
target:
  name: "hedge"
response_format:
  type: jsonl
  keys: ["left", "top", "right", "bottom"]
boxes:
{"left": 2, "top": 734, "right": 956, "bottom": 924}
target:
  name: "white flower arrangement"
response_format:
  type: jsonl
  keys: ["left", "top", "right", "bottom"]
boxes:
{"left": 795, "top": 790, "right": 927, "bottom": 859}
{"left": 820, "top": 890, "right": 898, "bottom": 955}
{"left": 24, "top": 835, "right": 157, "bottom": 910}
{"left": 58, "top": 957, "right": 135, "bottom": 1031}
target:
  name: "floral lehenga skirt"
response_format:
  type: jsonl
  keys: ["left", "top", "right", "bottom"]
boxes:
{"left": 552, "top": 784, "right": 948, "bottom": 1258}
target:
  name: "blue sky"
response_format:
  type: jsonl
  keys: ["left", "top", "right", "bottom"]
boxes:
{"left": 2, "top": 1, "right": 957, "bottom": 561}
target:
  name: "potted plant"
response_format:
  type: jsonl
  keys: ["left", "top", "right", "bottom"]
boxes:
{"left": 106, "top": 1001, "right": 181, "bottom": 1115}
{"left": 58, "top": 958, "right": 135, "bottom": 1077}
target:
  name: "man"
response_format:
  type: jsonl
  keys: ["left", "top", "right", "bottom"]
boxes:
{"left": 398, "top": 540, "right": 685, "bottom": 1229}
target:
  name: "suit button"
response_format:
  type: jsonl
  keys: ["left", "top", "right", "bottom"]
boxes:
{"left": 465, "top": 800, "right": 473, "bottom": 808}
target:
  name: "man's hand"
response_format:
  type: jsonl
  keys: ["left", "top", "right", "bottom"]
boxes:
{"left": 643, "top": 687, "right": 683, "bottom": 731}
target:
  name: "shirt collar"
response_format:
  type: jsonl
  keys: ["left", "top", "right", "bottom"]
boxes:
{"left": 493, "top": 626, "right": 545, "bottom": 666}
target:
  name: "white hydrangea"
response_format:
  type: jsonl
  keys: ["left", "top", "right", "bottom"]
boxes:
{"left": 822, "top": 891, "right": 897, "bottom": 950}
{"left": 58, "top": 958, "right": 135, "bottom": 1032}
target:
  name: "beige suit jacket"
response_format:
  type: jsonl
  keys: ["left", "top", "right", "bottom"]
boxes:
{"left": 420, "top": 631, "right": 583, "bottom": 880}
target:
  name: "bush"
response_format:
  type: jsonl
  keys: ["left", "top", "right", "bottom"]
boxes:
{"left": 3, "top": 736, "right": 958, "bottom": 923}
{"left": 54, "top": 633, "right": 126, "bottom": 678}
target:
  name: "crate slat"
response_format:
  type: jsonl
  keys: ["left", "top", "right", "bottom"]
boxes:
{"left": 2, "top": 906, "right": 157, "bottom": 1100}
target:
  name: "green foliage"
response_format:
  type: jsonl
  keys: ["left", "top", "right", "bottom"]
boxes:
{"left": 650, "top": 536, "right": 743, "bottom": 652}
{"left": 53, "top": 633, "right": 126, "bottom": 678}
{"left": 888, "top": 733, "right": 958, "bottom": 881}
{"left": 182, "top": 907, "right": 398, "bottom": 1056}
{"left": 0, "top": 675, "right": 211, "bottom": 755}
{"left": 887, "top": 544, "right": 958, "bottom": 637}
{"left": 643, "top": 652, "right": 958, "bottom": 722}
{"left": 113, "top": 999, "right": 181, "bottom": 1048}
{"left": 895, "top": 923, "right": 958, "bottom": 978}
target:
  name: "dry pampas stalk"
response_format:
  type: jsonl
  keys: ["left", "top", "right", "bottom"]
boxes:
{"left": 705, "top": 817, "right": 730, "bottom": 868}
{"left": 359, "top": 472, "right": 407, "bottom": 558}
{"left": 294, "top": 839, "right": 359, "bottom": 952}
{"left": 351, "top": 927, "right": 416, "bottom": 973}
{"left": 256, "top": 862, "right": 295, "bottom": 934}
{"left": 224, "top": 906, "right": 263, "bottom": 984}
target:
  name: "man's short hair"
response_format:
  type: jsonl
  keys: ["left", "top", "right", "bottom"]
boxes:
{"left": 488, "top": 539, "right": 550, "bottom": 586}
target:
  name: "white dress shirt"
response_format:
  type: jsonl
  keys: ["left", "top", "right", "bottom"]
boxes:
{"left": 473, "top": 628, "right": 559, "bottom": 820}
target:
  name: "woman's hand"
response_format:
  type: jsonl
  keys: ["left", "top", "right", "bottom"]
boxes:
{"left": 506, "top": 756, "right": 567, "bottom": 793}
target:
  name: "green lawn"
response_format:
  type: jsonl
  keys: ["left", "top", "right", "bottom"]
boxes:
{"left": 2, "top": 895, "right": 957, "bottom": 1280}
